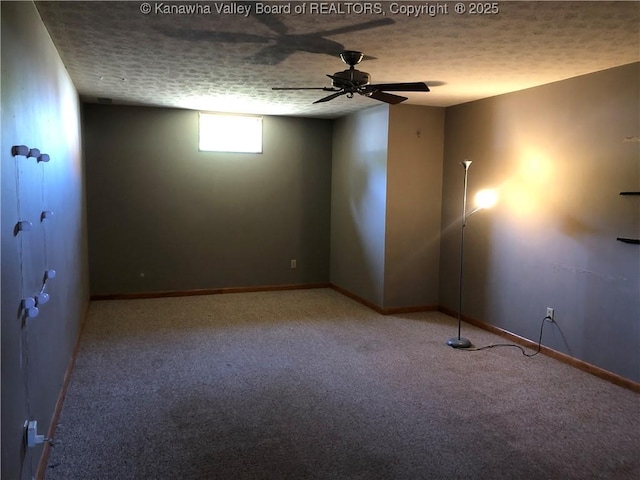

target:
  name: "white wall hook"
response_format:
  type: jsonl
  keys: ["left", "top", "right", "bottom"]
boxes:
{"left": 22, "top": 297, "right": 36, "bottom": 309}
{"left": 23, "top": 297, "right": 39, "bottom": 318}
{"left": 35, "top": 293, "right": 50, "bottom": 305}
{"left": 25, "top": 421, "right": 52, "bottom": 448}
{"left": 17, "top": 221, "right": 33, "bottom": 232}
{"left": 12, "top": 145, "right": 30, "bottom": 156}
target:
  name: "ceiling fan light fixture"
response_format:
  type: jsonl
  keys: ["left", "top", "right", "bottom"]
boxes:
{"left": 339, "top": 50, "right": 364, "bottom": 66}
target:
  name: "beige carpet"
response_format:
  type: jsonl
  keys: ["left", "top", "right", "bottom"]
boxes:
{"left": 45, "top": 288, "right": 639, "bottom": 479}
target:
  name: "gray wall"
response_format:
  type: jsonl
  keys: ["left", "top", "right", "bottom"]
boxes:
{"left": 385, "top": 105, "right": 445, "bottom": 308}
{"left": 330, "top": 105, "right": 389, "bottom": 306}
{"left": 440, "top": 63, "right": 640, "bottom": 382}
{"left": 330, "top": 104, "right": 446, "bottom": 310}
{"left": 1, "top": 2, "right": 89, "bottom": 479}
{"left": 83, "top": 104, "right": 332, "bottom": 295}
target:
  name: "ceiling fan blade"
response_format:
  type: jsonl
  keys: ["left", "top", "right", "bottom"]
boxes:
{"left": 366, "top": 82, "right": 430, "bottom": 92}
{"left": 365, "top": 90, "right": 408, "bottom": 105}
{"left": 313, "top": 91, "right": 348, "bottom": 104}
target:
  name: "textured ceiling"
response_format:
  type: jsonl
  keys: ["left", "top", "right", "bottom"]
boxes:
{"left": 36, "top": 1, "right": 639, "bottom": 118}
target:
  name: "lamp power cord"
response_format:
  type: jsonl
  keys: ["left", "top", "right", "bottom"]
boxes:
{"left": 462, "top": 315, "right": 554, "bottom": 357}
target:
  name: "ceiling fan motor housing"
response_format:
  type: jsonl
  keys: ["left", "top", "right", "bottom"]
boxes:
{"left": 332, "top": 69, "right": 370, "bottom": 88}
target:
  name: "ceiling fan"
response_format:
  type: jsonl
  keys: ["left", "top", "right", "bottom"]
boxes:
{"left": 272, "top": 51, "right": 430, "bottom": 104}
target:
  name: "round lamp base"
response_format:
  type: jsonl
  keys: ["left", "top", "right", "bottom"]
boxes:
{"left": 447, "top": 337, "right": 472, "bottom": 349}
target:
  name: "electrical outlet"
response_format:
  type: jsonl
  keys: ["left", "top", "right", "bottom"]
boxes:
{"left": 546, "top": 307, "right": 555, "bottom": 321}
{"left": 25, "top": 420, "right": 52, "bottom": 448}
{"left": 290, "top": 259, "right": 297, "bottom": 269}
{"left": 25, "top": 421, "right": 45, "bottom": 448}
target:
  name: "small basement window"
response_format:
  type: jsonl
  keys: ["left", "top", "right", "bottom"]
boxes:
{"left": 199, "top": 113, "right": 263, "bottom": 153}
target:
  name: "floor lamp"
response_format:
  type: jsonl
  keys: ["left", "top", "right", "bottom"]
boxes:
{"left": 447, "top": 160, "right": 497, "bottom": 349}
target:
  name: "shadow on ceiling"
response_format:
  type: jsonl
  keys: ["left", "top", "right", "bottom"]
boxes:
{"left": 155, "top": 14, "right": 395, "bottom": 65}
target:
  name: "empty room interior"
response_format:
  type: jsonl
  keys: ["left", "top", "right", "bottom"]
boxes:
{"left": 2, "top": 1, "right": 639, "bottom": 479}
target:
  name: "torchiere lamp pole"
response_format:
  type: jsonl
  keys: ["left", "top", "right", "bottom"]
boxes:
{"left": 447, "top": 161, "right": 497, "bottom": 348}
{"left": 447, "top": 160, "right": 474, "bottom": 348}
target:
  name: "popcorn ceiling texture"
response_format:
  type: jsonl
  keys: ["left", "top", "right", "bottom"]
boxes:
{"left": 36, "top": 1, "right": 639, "bottom": 118}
